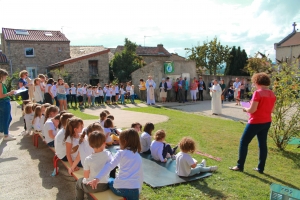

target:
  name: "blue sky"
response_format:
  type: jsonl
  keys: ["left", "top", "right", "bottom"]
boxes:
{"left": 1, "top": 0, "right": 299, "bottom": 61}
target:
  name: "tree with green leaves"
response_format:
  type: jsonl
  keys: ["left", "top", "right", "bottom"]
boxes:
{"left": 110, "top": 38, "right": 144, "bottom": 82}
{"left": 185, "top": 37, "right": 231, "bottom": 75}
{"left": 225, "top": 46, "right": 249, "bottom": 75}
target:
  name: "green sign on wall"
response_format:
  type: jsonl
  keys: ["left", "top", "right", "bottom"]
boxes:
{"left": 164, "top": 62, "right": 174, "bottom": 74}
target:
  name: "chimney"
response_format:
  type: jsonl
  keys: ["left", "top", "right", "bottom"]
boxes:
{"left": 157, "top": 44, "right": 163, "bottom": 53}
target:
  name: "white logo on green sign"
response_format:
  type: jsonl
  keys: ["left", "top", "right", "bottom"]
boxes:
{"left": 166, "top": 63, "right": 173, "bottom": 73}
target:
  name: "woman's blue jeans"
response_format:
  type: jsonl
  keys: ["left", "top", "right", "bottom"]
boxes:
{"left": 108, "top": 178, "right": 139, "bottom": 200}
{"left": 237, "top": 122, "right": 271, "bottom": 172}
{"left": 121, "top": 94, "right": 125, "bottom": 104}
{"left": 0, "top": 99, "right": 12, "bottom": 135}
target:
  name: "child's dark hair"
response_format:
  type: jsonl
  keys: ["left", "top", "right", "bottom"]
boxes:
{"left": 104, "top": 118, "right": 114, "bottom": 128}
{"left": 103, "top": 110, "right": 110, "bottom": 115}
{"left": 131, "top": 122, "right": 142, "bottom": 130}
{"left": 179, "top": 137, "right": 196, "bottom": 153}
{"left": 47, "top": 78, "right": 54, "bottom": 85}
{"left": 53, "top": 114, "right": 61, "bottom": 121}
{"left": 44, "top": 105, "right": 59, "bottom": 123}
{"left": 64, "top": 117, "right": 83, "bottom": 142}
{"left": 32, "top": 103, "right": 41, "bottom": 111}
{"left": 79, "top": 122, "right": 103, "bottom": 144}
{"left": 143, "top": 122, "right": 154, "bottom": 135}
{"left": 100, "top": 111, "right": 107, "bottom": 120}
{"left": 60, "top": 113, "right": 74, "bottom": 129}
{"left": 119, "top": 128, "right": 141, "bottom": 153}
{"left": 107, "top": 115, "right": 114, "bottom": 120}
{"left": 58, "top": 111, "right": 67, "bottom": 128}
{"left": 88, "top": 131, "right": 106, "bottom": 148}
{"left": 154, "top": 130, "right": 166, "bottom": 141}
{"left": 24, "top": 104, "right": 33, "bottom": 115}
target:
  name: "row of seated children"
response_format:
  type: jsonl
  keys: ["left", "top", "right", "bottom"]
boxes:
{"left": 139, "top": 123, "right": 218, "bottom": 177}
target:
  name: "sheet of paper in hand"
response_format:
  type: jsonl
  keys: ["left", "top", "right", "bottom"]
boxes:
{"left": 14, "top": 87, "right": 28, "bottom": 94}
{"left": 241, "top": 101, "right": 251, "bottom": 116}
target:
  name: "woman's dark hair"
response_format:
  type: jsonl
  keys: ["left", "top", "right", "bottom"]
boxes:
{"left": 104, "top": 118, "right": 114, "bottom": 128}
{"left": 119, "top": 128, "right": 141, "bottom": 153}
{"left": 143, "top": 122, "right": 154, "bottom": 135}
{"left": 79, "top": 122, "right": 103, "bottom": 144}
{"left": 47, "top": 78, "right": 54, "bottom": 85}
{"left": 251, "top": 72, "right": 271, "bottom": 86}
{"left": 88, "top": 131, "right": 106, "bottom": 148}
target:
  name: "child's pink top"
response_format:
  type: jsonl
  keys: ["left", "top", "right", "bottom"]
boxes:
{"left": 249, "top": 89, "right": 276, "bottom": 124}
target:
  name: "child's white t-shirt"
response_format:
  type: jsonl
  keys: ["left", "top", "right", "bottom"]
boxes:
{"left": 120, "top": 88, "right": 125, "bottom": 95}
{"left": 83, "top": 150, "right": 113, "bottom": 183}
{"left": 94, "top": 90, "right": 100, "bottom": 97}
{"left": 82, "top": 87, "right": 87, "bottom": 95}
{"left": 65, "top": 136, "right": 80, "bottom": 161}
{"left": 111, "top": 88, "right": 116, "bottom": 96}
{"left": 51, "top": 85, "right": 57, "bottom": 97}
{"left": 104, "top": 128, "right": 113, "bottom": 143}
{"left": 33, "top": 116, "right": 42, "bottom": 131}
{"left": 77, "top": 87, "right": 83, "bottom": 96}
{"left": 175, "top": 152, "right": 196, "bottom": 177}
{"left": 70, "top": 87, "right": 76, "bottom": 94}
{"left": 55, "top": 128, "right": 66, "bottom": 159}
{"left": 150, "top": 140, "right": 165, "bottom": 162}
{"left": 43, "top": 119, "right": 57, "bottom": 144}
{"left": 130, "top": 88, "right": 134, "bottom": 95}
{"left": 140, "top": 132, "right": 152, "bottom": 153}
{"left": 87, "top": 89, "right": 92, "bottom": 96}
{"left": 95, "top": 149, "right": 143, "bottom": 192}
{"left": 79, "top": 135, "right": 94, "bottom": 165}
{"left": 24, "top": 113, "right": 34, "bottom": 132}
{"left": 40, "top": 115, "right": 45, "bottom": 131}
{"left": 115, "top": 86, "right": 119, "bottom": 93}
{"left": 126, "top": 86, "right": 131, "bottom": 92}
{"left": 98, "top": 89, "right": 104, "bottom": 96}
{"left": 105, "top": 89, "right": 111, "bottom": 97}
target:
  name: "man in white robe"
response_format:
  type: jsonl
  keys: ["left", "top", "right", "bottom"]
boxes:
{"left": 146, "top": 76, "right": 156, "bottom": 105}
{"left": 210, "top": 80, "right": 222, "bottom": 115}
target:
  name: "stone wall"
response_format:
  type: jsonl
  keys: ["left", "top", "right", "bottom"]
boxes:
{"left": 2, "top": 40, "right": 70, "bottom": 75}
{"left": 52, "top": 53, "right": 109, "bottom": 85}
{"left": 276, "top": 45, "right": 300, "bottom": 63}
{"left": 0, "top": 64, "right": 10, "bottom": 72}
{"left": 131, "top": 60, "right": 197, "bottom": 101}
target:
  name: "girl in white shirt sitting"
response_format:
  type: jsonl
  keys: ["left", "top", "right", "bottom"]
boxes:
{"left": 140, "top": 122, "right": 154, "bottom": 154}
{"left": 175, "top": 137, "right": 217, "bottom": 177}
{"left": 150, "top": 130, "right": 178, "bottom": 162}
{"left": 43, "top": 114, "right": 60, "bottom": 147}
{"left": 88, "top": 129, "right": 143, "bottom": 200}
{"left": 24, "top": 104, "right": 34, "bottom": 136}
{"left": 32, "top": 106, "right": 43, "bottom": 134}
{"left": 64, "top": 117, "right": 84, "bottom": 168}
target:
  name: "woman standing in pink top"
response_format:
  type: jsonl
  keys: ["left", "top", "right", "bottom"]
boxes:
{"left": 230, "top": 73, "right": 276, "bottom": 174}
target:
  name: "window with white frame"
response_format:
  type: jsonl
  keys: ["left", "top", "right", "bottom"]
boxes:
{"left": 26, "top": 66, "right": 37, "bottom": 78}
{"left": 25, "top": 48, "right": 34, "bottom": 57}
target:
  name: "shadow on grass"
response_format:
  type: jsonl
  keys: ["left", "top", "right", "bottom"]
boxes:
{"left": 188, "top": 179, "right": 226, "bottom": 199}
{"left": 243, "top": 172, "right": 300, "bottom": 190}
{"left": 281, "top": 150, "right": 300, "bottom": 168}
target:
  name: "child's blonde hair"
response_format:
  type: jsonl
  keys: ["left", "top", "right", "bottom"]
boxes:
{"left": 32, "top": 106, "right": 42, "bottom": 124}
{"left": 119, "top": 128, "right": 141, "bottom": 153}
{"left": 64, "top": 117, "right": 83, "bottom": 142}
{"left": 44, "top": 105, "right": 59, "bottom": 123}
{"left": 179, "top": 137, "right": 196, "bottom": 153}
{"left": 154, "top": 130, "right": 166, "bottom": 141}
{"left": 24, "top": 104, "right": 33, "bottom": 115}
{"left": 34, "top": 78, "right": 41, "bottom": 86}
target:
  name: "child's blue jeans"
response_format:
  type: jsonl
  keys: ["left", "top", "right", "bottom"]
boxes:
{"left": 91, "top": 96, "right": 95, "bottom": 106}
{"left": 108, "top": 178, "right": 139, "bottom": 200}
{"left": 0, "top": 99, "right": 12, "bottom": 135}
{"left": 121, "top": 94, "right": 125, "bottom": 104}
{"left": 131, "top": 95, "right": 135, "bottom": 103}
{"left": 188, "top": 163, "right": 211, "bottom": 176}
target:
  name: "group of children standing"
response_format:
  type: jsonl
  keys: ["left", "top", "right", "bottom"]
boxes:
{"left": 22, "top": 101, "right": 217, "bottom": 200}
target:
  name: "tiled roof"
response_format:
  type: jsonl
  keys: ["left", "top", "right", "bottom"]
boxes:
{"left": 276, "top": 31, "right": 300, "bottom": 47}
{"left": 70, "top": 46, "right": 106, "bottom": 58}
{"left": 115, "top": 44, "right": 171, "bottom": 57}
{"left": 0, "top": 52, "right": 8, "bottom": 64}
{"left": 2, "top": 28, "right": 70, "bottom": 42}
{"left": 48, "top": 49, "right": 110, "bottom": 68}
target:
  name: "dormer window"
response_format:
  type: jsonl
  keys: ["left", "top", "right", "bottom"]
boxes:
{"left": 15, "top": 30, "right": 29, "bottom": 35}
{"left": 45, "top": 32, "right": 53, "bottom": 36}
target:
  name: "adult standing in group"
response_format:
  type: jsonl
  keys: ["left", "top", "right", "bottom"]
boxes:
{"left": 190, "top": 78, "right": 198, "bottom": 102}
{"left": 57, "top": 78, "right": 68, "bottom": 111}
{"left": 166, "top": 77, "right": 172, "bottom": 102}
{"left": 198, "top": 76, "right": 206, "bottom": 101}
{"left": 44, "top": 78, "right": 54, "bottom": 104}
{"left": 184, "top": 77, "right": 189, "bottom": 102}
{"left": 0, "top": 69, "right": 16, "bottom": 141}
{"left": 220, "top": 80, "right": 226, "bottom": 104}
{"left": 51, "top": 81, "right": 59, "bottom": 107}
{"left": 18, "top": 70, "right": 30, "bottom": 108}
{"left": 177, "top": 76, "right": 186, "bottom": 103}
{"left": 145, "top": 76, "right": 156, "bottom": 105}
{"left": 210, "top": 79, "right": 222, "bottom": 115}
{"left": 230, "top": 73, "right": 276, "bottom": 173}
{"left": 159, "top": 78, "right": 167, "bottom": 104}
{"left": 174, "top": 78, "right": 179, "bottom": 102}
{"left": 139, "top": 79, "right": 146, "bottom": 102}
{"left": 233, "top": 78, "right": 241, "bottom": 105}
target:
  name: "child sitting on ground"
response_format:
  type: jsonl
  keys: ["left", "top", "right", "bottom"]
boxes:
{"left": 103, "top": 119, "right": 120, "bottom": 145}
{"left": 23, "top": 104, "right": 34, "bottom": 136}
{"left": 75, "top": 131, "right": 113, "bottom": 199}
{"left": 140, "top": 122, "right": 154, "bottom": 154}
{"left": 150, "top": 130, "right": 177, "bottom": 162}
{"left": 43, "top": 114, "right": 60, "bottom": 147}
{"left": 175, "top": 137, "right": 217, "bottom": 177}
{"left": 88, "top": 129, "right": 143, "bottom": 200}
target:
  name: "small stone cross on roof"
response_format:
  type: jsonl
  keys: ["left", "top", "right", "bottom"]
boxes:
{"left": 292, "top": 22, "right": 297, "bottom": 32}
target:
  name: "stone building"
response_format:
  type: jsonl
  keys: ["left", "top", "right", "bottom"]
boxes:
{"left": 274, "top": 22, "right": 300, "bottom": 64}
{"left": 47, "top": 49, "right": 110, "bottom": 85}
{"left": 1, "top": 28, "right": 70, "bottom": 78}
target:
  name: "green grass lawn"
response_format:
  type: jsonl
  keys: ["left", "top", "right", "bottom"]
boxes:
{"left": 125, "top": 107, "right": 300, "bottom": 200}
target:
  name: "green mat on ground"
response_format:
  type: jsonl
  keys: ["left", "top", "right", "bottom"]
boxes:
{"left": 107, "top": 146, "right": 213, "bottom": 188}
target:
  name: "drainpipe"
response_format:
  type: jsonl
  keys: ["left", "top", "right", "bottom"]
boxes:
{"left": 10, "top": 60, "right": 12, "bottom": 74}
